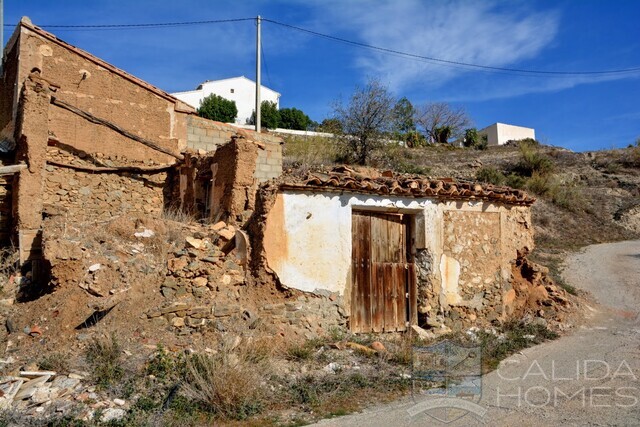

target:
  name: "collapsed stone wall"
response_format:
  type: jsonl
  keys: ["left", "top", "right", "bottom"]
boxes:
{"left": 187, "top": 116, "right": 283, "bottom": 183}
{"left": 43, "top": 150, "right": 167, "bottom": 222}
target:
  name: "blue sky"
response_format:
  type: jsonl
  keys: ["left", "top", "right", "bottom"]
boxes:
{"left": 4, "top": 0, "right": 639, "bottom": 151}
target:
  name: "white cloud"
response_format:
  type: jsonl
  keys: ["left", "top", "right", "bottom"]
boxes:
{"left": 308, "top": 0, "right": 561, "bottom": 91}
{"left": 441, "top": 72, "right": 632, "bottom": 103}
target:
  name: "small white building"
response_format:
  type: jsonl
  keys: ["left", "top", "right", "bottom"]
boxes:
{"left": 171, "top": 76, "right": 281, "bottom": 125}
{"left": 478, "top": 123, "right": 535, "bottom": 146}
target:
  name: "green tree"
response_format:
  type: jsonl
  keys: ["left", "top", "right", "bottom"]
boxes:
{"left": 463, "top": 128, "right": 479, "bottom": 147}
{"left": 333, "top": 79, "right": 395, "bottom": 165}
{"left": 434, "top": 126, "right": 452, "bottom": 144}
{"left": 392, "top": 97, "right": 416, "bottom": 134}
{"left": 248, "top": 101, "right": 280, "bottom": 129}
{"left": 197, "top": 94, "right": 237, "bottom": 123}
{"left": 279, "top": 107, "right": 312, "bottom": 130}
{"left": 318, "top": 118, "right": 343, "bottom": 134}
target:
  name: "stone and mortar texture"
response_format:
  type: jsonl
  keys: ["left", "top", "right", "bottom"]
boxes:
{"left": 186, "top": 115, "right": 283, "bottom": 182}
{"left": 0, "top": 18, "right": 282, "bottom": 264}
{"left": 258, "top": 173, "right": 534, "bottom": 332}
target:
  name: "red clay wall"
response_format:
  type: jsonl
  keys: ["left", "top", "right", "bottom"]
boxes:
{"left": 11, "top": 20, "right": 193, "bottom": 163}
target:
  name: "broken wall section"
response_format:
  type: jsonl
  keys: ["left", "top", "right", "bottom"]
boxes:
{"left": 7, "top": 18, "right": 193, "bottom": 160}
{"left": 187, "top": 116, "right": 283, "bottom": 183}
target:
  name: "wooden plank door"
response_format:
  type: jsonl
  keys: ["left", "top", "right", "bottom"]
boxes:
{"left": 351, "top": 211, "right": 415, "bottom": 333}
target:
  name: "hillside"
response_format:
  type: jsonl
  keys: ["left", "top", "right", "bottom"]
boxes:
{"left": 284, "top": 138, "right": 640, "bottom": 253}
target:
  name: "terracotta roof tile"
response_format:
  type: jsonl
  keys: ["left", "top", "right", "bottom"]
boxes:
{"left": 281, "top": 166, "right": 535, "bottom": 206}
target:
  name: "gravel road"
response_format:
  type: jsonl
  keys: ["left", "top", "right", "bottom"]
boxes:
{"left": 313, "top": 240, "right": 640, "bottom": 427}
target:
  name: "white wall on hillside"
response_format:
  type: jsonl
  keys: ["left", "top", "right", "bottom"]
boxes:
{"left": 171, "top": 76, "right": 280, "bottom": 125}
{"left": 479, "top": 123, "right": 535, "bottom": 146}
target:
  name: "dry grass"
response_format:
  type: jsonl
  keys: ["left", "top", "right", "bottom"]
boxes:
{"left": 0, "top": 246, "right": 19, "bottom": 288}
{"left": 85, "top": 334, "right": 124, "bottom": 389}
{"left": 181, "top": 337, "right": 274, "bottom": 420}
{"left": 283, "top": 135, "right": 340, "bottom": 169}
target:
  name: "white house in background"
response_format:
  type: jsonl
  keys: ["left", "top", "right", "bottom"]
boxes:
{"left": 171, "top": 76, "right": 281, "bottom": 125}
{"left": 478, "top": 123, "right": 536, "bottom": 146}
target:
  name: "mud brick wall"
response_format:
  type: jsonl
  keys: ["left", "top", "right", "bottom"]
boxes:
{"left": 9, "top": 21, "right": 192, "bottom": 163}
{"left": 187, "top": 116, "right": 283, "bottom": 182}
{"left": 43, "top": 149, "right": 167, "bottom": 222}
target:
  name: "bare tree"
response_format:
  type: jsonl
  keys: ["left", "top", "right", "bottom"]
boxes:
{"left": 414, "top": 102, "right": 472, "bottom": 144}
{"left": 333, "top": 79, "right": 395, "bottom": 165}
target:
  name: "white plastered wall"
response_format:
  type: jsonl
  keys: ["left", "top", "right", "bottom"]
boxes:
{"left": 263, "top": 190, "right": 437, "bottom": 295}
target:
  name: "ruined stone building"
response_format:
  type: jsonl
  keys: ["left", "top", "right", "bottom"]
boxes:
{"left": 0, "top": 17, "right": 282, "bottom": 270}
{"left": 0, "top": 18, "right": 539, "bottom": 335}
{"left": 258, "top": 168, "right": 535, "bottom": 333}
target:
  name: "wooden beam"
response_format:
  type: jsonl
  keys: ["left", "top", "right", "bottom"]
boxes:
{"left": 50, "top": 97, "right": 184, "bottom": 161}
{"left": 0, "top": 164, "right": 28, "bottom": 175}
{"left": 46, "top": 159, "right": 175, "bottom": 174}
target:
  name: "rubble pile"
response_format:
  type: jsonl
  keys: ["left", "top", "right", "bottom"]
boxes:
{"left": 0, "top": 370, "right": 128, "bottom": 422}
{"left": 506, "top": 253, "right": 573, "bottom": 329}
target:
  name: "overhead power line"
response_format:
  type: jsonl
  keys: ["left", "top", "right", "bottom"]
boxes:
{"left": 6, "top": 16, "right": 640, "bottom": 76}
{"left": 262, "top": 18, "right": 640, "bottom": 77}
{"left": 35, "top": 17, "right": 254, "bottom": 29}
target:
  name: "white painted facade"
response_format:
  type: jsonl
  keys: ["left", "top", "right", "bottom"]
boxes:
{"left": 478, "top": 123, "right": 535, "bottom": 146}
{"left": 171, "top": 76, "right": 281, "bottom": 125}
{"left": 264, "top": 191, "right": 442, "bottom": 296}
{"left": 262, "top": 190, "right": 533, "bottom": 321}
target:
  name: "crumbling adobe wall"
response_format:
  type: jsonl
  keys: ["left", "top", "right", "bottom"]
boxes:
{"left": 8, "top": 19, "right": 192, "bottom": 162}
{"left": 6, "top": 19, "right": 196, "bottom": 264}
{"left": 42, "top": 149, "right": 167, "bottom": 222}
{"left": 210, "top": 136, "right": 259, "bottom": 224}
{"left": 0, "top": 32, "right": 21, "bottom": 145}
{"left": 187, "top": 116, "right": 283, "bottom": 183}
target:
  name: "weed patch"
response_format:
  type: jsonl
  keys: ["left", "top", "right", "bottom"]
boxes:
{"left": 85, "top": 334, "right": 124, "bottom": 389}
{"left": 181, "top": 340, "right": 272, "bottom": 420}
{"left": 480, "top": 322, "right": 559, "bottom": 371}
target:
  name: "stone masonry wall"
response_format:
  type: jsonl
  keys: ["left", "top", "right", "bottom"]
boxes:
{"left": 187, "top": 116, "right": 282, "bottom": 182}
{"left": 43, "top": 147, "right": 166, "bottom": 222}
{"left": 441, "top": 210, "right": 503, "bottom": 328}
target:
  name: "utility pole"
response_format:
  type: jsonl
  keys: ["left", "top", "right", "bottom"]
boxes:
{"left": 255, "top": 15, "right": 261, "bottom": 132}
{"left": 1, "top": 0, "right": 4, "bottom": 75}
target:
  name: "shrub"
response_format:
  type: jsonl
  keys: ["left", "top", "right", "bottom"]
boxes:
{"left": 181, "top": 341, "right": 271, "bottom": 420}
{"left": 85, "top": 334, "right": 124, "bottom": 389}
{"left": 525, "top": 172, "right": 551, "bottom": 195}
{"left": 146, "top": 344, "right": 177, "bottom": 380}
{"left": 404, "top": 130, "right": 427, "bottom": 148}
{"left": 476, "top": 167, "right": 506, "bottom": 186}
{"left": 506, "top": 173, "right": 527, "bottom": 189}
{"left": 39, "top": 352, "right": 70, "bottom": 374}
{"left": 525, "top": 174, "right": 585, "bottom": 211}
{"left": 197, "top": 94, "right": 237, "bottom": 123}
{"left": 285, "top": 341, "right": 316, "bottom": 361}
{"left": 548, "top": 182, "right": 585, "bottom": 212}
{"left": 514, "top": 142, "right": 554, "bottom": 177}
